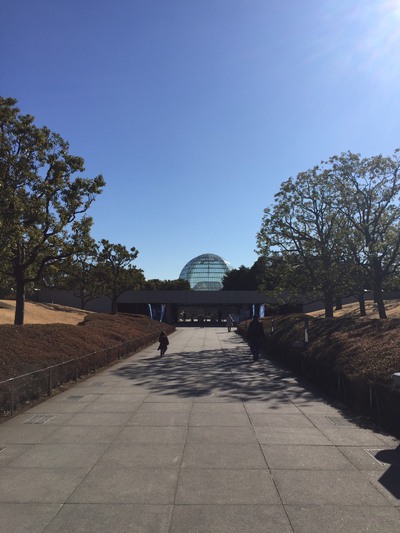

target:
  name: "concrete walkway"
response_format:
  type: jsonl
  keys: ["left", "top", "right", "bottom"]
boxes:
{"left": 0, "top": 327, "right": 399, "bottom": 532}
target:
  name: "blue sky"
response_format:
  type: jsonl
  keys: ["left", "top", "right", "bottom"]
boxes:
{"left": 2, "top": 0, "right": 400, "bottom": 280}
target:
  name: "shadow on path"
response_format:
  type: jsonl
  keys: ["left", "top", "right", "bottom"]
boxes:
{"left": 377, "top": 445, "right": 400, "bottom": 499}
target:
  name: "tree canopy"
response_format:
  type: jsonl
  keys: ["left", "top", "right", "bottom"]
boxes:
{"left": 257, "top": 149, "right": 400, "bottom": 318}
{"left": 97, "top": 240, "right": 144, "bottom": 314}
{"left": 0, "top": 97, "right": 105, "bottom": 324}
{"left": 222, "top": 258, "right": 267, "bottom": 291}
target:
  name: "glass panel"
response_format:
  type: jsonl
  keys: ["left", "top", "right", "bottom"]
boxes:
{"left": 179, "top": 254, "right": 230, "bottom": 290}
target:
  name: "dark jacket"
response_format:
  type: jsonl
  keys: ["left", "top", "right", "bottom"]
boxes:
{"left": 159, "top": 333, "right": 169, "bottom": 349}
{"left": 247, "top": 318, "right": 264, "bottom": 342}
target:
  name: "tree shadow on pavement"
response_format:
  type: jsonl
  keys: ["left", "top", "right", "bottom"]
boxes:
{"left": 376, "top": 445, "right": 400, "bottom": 500}
{"left": 112, "top": 345, "right": 350, "bottom": 409}
{"left": 112, "top": 346, "right": 292, "bottom": 401}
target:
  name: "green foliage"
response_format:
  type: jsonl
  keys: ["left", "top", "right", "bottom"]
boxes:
{"left": 97, "top": 239, "right": 145, "bottom": 313}
{"left": 257, "top": 163, "right": 348, "bottom": 317}
{"left": 257, "top": 149, "right": 400, "bottom": 318}
{"left": 0, "top": 96, "right": 105, "bottom": 324}
{"left": 144, "top": 278, "right": 190, "bottom": 290}
{"left": 57, "top": 217, "right": 103, "bottom": 308}
{"left": 328, "top": 150, "right": 400, "bottom": 318}
{"left": 222, "top": 258, "right": 267, "bottom": 291}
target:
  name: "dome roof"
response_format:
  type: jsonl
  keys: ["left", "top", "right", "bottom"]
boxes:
{"left": 179, "top": 253, "right": 230, "bottom": 291}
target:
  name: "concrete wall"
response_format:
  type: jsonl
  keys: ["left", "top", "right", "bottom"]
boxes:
{"left": 34, "top": 290, "right": 112, "bottom": 312}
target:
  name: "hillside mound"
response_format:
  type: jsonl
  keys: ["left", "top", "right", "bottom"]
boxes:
{"left": 0, "top": 313, "right": 173, "bottom": 381}
{"left": 0, "top": 299, "right": 91, "bottom": 325}
{"left": 240, "top": 314, "right": 400, "bottom": 386}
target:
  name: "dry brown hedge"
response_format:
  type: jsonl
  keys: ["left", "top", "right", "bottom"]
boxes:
{"left": 0, "top": 313, "right": 174, "bottom": 382}
{"left": 239, "top": 314, "right": 400, "bottom": 387}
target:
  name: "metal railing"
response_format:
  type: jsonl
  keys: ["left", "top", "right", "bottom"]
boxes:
{"left": 0, "top": 332, "right": 159, "bottom": 418}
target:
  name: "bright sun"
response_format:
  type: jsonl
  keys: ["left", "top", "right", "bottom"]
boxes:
{"left": 349, "top": 0, "right": 400, "bottom": 82}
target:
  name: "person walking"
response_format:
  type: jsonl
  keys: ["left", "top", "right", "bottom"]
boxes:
{"left": 158, "top": 331, "right": 169, "bottom": 357}
{"left": 226, "top": 314, "right": 233, "bottom": 332}
{"left": 247, "top": 315, "right": 264, "bottom": 362}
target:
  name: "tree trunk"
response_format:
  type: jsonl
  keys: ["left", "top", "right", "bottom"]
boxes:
{"left": 372, "top": 258, "right": 387, "bottom": 319}
{"left": 358, "top": 293, "right": 366, "bottom": 317}
{"left": 14, "top": 274, "right": 25, "bottom": 325}
{"left": 324, "top": 289, "right": 334, "bottom": 318}
{"left": 79, "top": 289, "right": 87, "bottom": 310}
{"left": 374, "top": 286, "right": 387, "bottom": 319}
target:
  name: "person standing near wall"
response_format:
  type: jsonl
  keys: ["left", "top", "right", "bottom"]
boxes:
{"left": 226, "top": 314, "right": 233, "bottom": 332}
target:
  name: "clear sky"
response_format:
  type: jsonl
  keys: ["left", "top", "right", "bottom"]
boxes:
{"left": 2, "top": 0, "right": 400, "bottom": 280}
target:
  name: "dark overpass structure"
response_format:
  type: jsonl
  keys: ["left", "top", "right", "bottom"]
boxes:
{"left": 118, "top": 290, "right": 266, "bottom": 323}
{"left": 35, "top": 289, "right": 266, "bottom": 324}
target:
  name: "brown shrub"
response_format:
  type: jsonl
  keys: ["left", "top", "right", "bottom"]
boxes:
{"left": 0, "top": 313, "right": 174, "bottom": 382}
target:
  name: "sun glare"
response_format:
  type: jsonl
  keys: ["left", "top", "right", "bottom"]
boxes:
{"left": 356, "top": 0, "right": 400, "bottom": 82}
{"left": 321, "top": 0, "right": 400, "bottom": 85}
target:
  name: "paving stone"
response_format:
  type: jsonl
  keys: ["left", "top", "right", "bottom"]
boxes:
{"left": 0, "top": 425, "right": 57, "bottom": 444}
{"left": 255, "top": 426, "right": 331, "bottom": 445}
{"left": 182, "top": 443, "right": 267, "bottom": 469}
{"left": 0, "top": 444, "right": 33, "bottom": 466}
{"left": 81, "top": 400, "right": 143, "bottom": 413}
{"left": 262, "top": 444, "right": 356, "bottom": 470}
{"left": 65, "top": 412, "right": 132, "bottom": 426}
{"left": 169, "top": 504, "right": 292, "bottom": 533}
{"left": 320, "top": 427, "right": 391, "bottom": 446}
{"left": 44, "top": 503, "right": 172, "bottom": 533}
{"left": 0, "top": 467, "right": 88, "bottom": 503}
{"left": 187, "top": 426, "right": 258, "bottom": 444}
{"left": 189, "top": 412, "right": 251, "bottom": 427}
{"left": 272, "top": 470, "right": 391, "bottom": 506}
{"left": 68, "top": 466, "right": 179, "bottom": 504}
{"left": 0, "top": 503, "right": 62, "bottom": 533}
{"left": 46, "top": 425, "right": 121, "bottom": 444}
{"left": 249, "top": 413, "right": 315, "bottom": 428}
{"left": 286, "top": 504, "right": 400, "bottom": 532}
{"left": 191, "top": 402, "right": 246, "bottom": 414}
{"left": 115, "top": 426, "right": 187, "bottom": 444}
{"left": 136, "top": 402, "right": 192, "bottom": 413}
{"left": 175, "top": 468, "right": 280, "bottom": 505}
{"left": 27, "top": 402, "right": 87, "bottom": 414}
{"left": 243, "top": 399, "right": 300, "bottom": 414}
{"left": 8, "top": 443, "right": 107, "bottom": 469}
{"left": 98, "top": 443, "right": 184, "bottom": 468}
{"left": 127, "top": 412, "right": 190, "bottom": 426}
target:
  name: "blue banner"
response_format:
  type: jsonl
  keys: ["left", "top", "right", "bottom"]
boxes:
{"left": 259, "top": 304, "right": 265, "bottom": 318}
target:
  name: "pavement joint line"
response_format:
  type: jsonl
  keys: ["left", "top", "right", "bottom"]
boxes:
{"left": 364, "top": 448, "right": 391, "bottom": 467}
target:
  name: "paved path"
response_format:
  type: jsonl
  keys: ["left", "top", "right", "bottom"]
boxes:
{"left": 0, "top": 327, "right": 399, "bottom": 532}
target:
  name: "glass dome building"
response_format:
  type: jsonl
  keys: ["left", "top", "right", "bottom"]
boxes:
{"left": 179, "top": 253, "right": 231, "bottom": 291}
